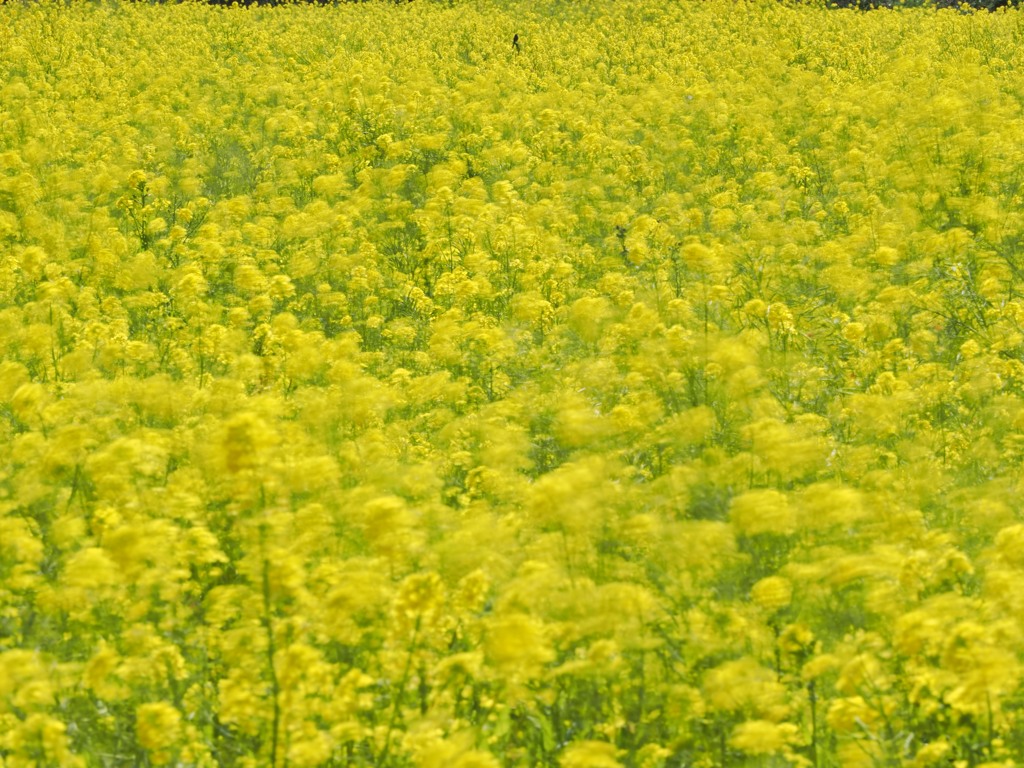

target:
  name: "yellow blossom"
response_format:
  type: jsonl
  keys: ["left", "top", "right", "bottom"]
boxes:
{"left": 136, "top": 701, "right": 182, "bottom": 760}
{"left": 560, "top": 740, "right": 623, "bottom": 768}
{"left": 485, "top": 612, "right": 554, "bottom": 680}
{"left": 751, "top": 576, "right": 792, "bottom": 611}
{"left": 730, "top": 719, "right": 799, "bottom": 755}
{"left": 729, "top": 489, "right": 796, "bottom": 537}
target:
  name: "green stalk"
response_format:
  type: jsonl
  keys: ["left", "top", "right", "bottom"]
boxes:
{"left": 377, "top": 616, "right": 420, "bottom": 768}
{"left": 262, "top": 557, "right": 281, "bottom": 768}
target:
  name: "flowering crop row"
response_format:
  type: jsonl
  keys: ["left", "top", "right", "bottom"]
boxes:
{"left": 3, "top": 1, "right": 1024, "bottom": 766}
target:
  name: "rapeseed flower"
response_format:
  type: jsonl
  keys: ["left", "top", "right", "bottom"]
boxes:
{"left": 3, "top": 0, "right": 1024, "bottom": 764}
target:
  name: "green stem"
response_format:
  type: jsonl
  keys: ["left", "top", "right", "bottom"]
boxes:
{"left": 262, "top": 557, "right": 281, "bottom": 768}
{"left": 377, "top": 616, "right": 420, "bottom": 768}
{"left": 809, "top": 680, "right": 818, "bottom": 768}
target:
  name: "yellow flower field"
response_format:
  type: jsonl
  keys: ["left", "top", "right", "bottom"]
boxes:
{"left": 2, "top": 0, "right": 1024, "bottom": 765}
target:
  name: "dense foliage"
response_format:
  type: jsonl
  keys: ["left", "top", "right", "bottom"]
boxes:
{"left": 3, "top": 0, "right": 1024, "bottom": 766}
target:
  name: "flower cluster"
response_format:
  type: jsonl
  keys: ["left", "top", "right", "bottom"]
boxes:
{"left": 2, "top": 0, "right": 1024, "bottom": 766}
